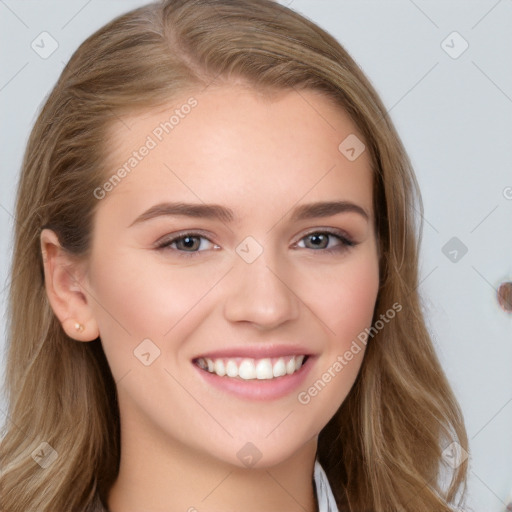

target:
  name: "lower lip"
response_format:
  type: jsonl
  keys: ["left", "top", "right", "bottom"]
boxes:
{"left": 193, "top": 356, "right": 315, "bottom": 401}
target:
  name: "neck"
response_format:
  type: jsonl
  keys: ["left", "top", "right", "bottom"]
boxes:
{"left": 107, "top": 416, "right": 319, "bottom": 512}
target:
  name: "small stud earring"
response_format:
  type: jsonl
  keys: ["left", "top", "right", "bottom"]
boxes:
{"left": 74, "top": 322, "right": 85, "bottom": 333}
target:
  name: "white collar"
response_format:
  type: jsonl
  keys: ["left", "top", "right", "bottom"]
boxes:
{"left": 314, "top": 460, "right": 339, "bottom": 512}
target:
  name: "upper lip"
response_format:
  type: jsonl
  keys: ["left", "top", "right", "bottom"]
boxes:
{"left": 192, "top": 345, "right": 313, "bottom": 360}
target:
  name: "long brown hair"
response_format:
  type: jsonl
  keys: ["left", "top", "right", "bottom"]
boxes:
{"left": 0, "top": 1, "right": 468, "bottom": 510}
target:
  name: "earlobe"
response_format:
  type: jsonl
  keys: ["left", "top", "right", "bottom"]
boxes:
{"left": 40, "top": 228, "right": 99, "bottom": 342}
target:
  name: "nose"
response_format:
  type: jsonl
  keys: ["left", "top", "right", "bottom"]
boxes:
{"left": 223, "top": 248, "right": 300, "bottom": 330}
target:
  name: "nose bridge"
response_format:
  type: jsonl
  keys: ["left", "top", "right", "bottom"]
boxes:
{"left": 223, "top": 239, "right": 300, "bottom": 328}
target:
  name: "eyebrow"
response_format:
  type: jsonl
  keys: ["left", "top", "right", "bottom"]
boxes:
{"left": 129, "top": 200, "right": 370, "bottom": 227}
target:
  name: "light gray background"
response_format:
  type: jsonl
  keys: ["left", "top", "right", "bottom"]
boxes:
{"left": 1, "top": 1, "right": 511, "bottom": 510}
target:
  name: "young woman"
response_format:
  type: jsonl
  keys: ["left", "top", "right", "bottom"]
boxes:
{"left": 0, "top": 1, "right": 469, "bottom": 511}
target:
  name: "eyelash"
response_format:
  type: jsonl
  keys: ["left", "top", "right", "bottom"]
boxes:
{"left": 154, "top": 229, "right": 357, "bottom": 258}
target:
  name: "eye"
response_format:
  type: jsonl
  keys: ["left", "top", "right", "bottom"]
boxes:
{"left": 295, "top": 229, "right": 356, "bottom": 253}
{"left": 155, "top": 229, "right": 357, "bottom": 258}
{"left": 155, "top": 232, "right": 218, "bottom": 257}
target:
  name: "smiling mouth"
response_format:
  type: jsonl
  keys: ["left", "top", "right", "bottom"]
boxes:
{"left": 193, "top": 355, "right": 308, "bottom": 380}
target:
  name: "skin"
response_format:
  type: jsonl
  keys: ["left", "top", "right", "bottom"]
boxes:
{"left": 41, "top": 84, "right": 380, "bottom": 512}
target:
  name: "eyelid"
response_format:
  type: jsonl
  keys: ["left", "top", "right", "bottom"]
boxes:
{"left": 153, "top": 229, "right": 215, "bottom": 248}
{"left": 296, "top": 227, "right": 354, "bottom": 244}
{"left": 292, "top": 228, "right": 356, "bottom": 254}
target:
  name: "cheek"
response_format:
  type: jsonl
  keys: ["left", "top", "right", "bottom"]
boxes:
{"left": 85, "top": 247, "right": 227, "bottom": 370}
{"left": 306, "top": 248, "right": 380, "bottom": 345}
{"left": 295, "top": 251, "right": 379, "bottom": 425}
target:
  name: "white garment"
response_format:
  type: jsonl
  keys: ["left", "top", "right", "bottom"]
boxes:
{"left": 314, "top": 460, "right": 339, "bottom": 512}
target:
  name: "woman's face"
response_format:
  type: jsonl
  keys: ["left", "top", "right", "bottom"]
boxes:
{"left": 84, "top": 84, "right": 380, "bottom": 468}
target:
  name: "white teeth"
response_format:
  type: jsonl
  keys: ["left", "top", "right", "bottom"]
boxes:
{"left": 226, "top": 360, "right": 238, "bottom": 378}
{"left": 239, "top": 359, "right": 256, "bottom": 380}
{"left": 272, "top": 358, "right": 286, "bottom": 377}
{"left": 196, "top": 358, "right": 208, "bottom": 370}
{"left": 214, "top": 359, "right": 226, "bottom": 377}
{"left": 286, "top": 357, "right": 296, "bottom": 375}
{"left": 195, "top": 355, "right": 307, "bottom": 380}
{"left": 256, "top": 358, "right": 273, "bottom": 380}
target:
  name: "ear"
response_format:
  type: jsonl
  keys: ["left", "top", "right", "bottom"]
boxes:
{"left": 40, "top": 228, "right": 100, "bottom": 342}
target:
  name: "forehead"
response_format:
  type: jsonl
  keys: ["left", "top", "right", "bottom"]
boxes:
{"left": 101, "top": 85, "right": 374, "bottom": 223}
